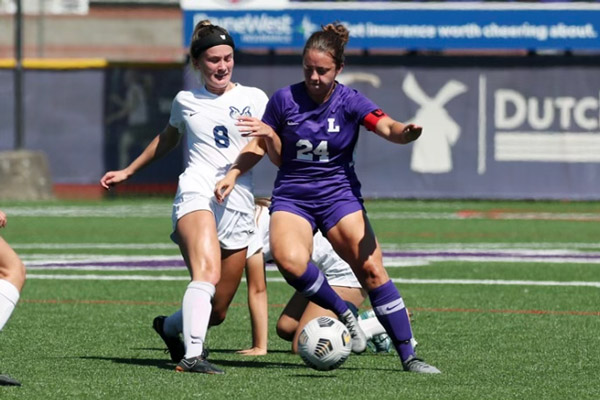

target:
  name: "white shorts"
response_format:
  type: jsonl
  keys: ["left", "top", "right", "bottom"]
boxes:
{"left": 247, "top": 204, "right": 270, "bottom": 259}
{"left": 321, "top": 261, "right": 362, "bottom": 288}
{"left": 247, "top": 228, "right": 263, "bottom": 259}
{"left": 312, "top": 231, "right": 362, "bottom": 289}
{"left": 171, "top": 193, "right": 256, "bottom": 250}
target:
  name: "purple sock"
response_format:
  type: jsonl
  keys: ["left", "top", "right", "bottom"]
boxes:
{"left": 285, "top": 262, "right": 349, "bottom": 316}
{"left": 369, "top": 280, "right": 415, "bottom": 362}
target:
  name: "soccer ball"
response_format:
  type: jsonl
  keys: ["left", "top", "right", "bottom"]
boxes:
{"left": 297, "top": 316, "right": 352, "bottom": 371}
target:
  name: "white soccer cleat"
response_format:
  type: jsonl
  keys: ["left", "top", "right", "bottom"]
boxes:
{"left": 339, "top": 309, "right": 367, "bottom": 354}
{"left": 402, "top": 355, "right": 441, "bottom": 374}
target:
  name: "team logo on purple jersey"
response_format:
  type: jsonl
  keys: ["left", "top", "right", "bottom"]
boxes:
{"left": 327, "top": 118, "right": 340, "bottom": 133}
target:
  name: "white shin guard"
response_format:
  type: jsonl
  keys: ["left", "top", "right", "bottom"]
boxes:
{"left": 357, "top": 313, "right": 386, "bottom": 340}
{"left": 182, "top": 281, "right": 215, "bottom": 359}
{"left": 0, "top": 279, "right": 19, "bottom": 331}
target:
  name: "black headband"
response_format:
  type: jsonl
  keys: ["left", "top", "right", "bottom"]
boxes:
{"left": 191, "top": 30, "right": 235, "bottom": 58}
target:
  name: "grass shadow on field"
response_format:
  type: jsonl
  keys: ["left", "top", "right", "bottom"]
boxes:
{"left": 207, "top": 348, "right": 291, "bottom": 355}
{"left": 81, "top": 354, "right": 303, "bottom": 371}
{"left": 293, "top": 374, "right": 339, "bottom": 379}
{"left": 198, "top": 358, "right": 302, "bottom": 369}
{"left": 81, "top": 356, "right": 175, "bottom": 371}
{"left": 132, "top": 347, "right": 292, "bottom": 355}
{"left": 291, "top": 365, "right": 396, "bottom": 375}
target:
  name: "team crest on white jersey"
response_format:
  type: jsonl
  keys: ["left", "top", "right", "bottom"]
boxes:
{"left": 229, "top": 106, "right": 251, "bottom": 119}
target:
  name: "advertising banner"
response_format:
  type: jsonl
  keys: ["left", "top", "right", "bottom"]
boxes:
{"left": 2, "top": 62, "right": 598, "bottom": 199}
{"left": 181, "top": 1, "right": 600, "bottom": 51}
{"left": 227, "top": 64, "right": 600, "bottom": 200}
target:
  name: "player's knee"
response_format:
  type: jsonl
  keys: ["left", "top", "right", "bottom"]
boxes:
{"left": 0, "top": 257, "right": 26, "bottom": 291}
{"left": 273, "top": 251, "right": 309, "bottom": 277}
{"left": 360, "top": 260, "right": 388, "bottom": 289}
{"left": 209, "top": 310, "right": 227, "bottom": 327}
{"left": 276, "top": 321, "right": 295, "bottom": 342}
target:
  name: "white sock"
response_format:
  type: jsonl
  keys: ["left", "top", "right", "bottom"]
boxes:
{"left": 0, "top": 279, "right": 19, "bottom": 331}
{"left": 163, "top": 309, "right": 183, "bottom": 337}
{"left": 359, "top": 310, "right": 419, "bottom": 350}
{"left": 358, "top": 314, "right": 386, "bottom": 340}
{"left": 182, "top": 281, "right": 215, "bottom": 359}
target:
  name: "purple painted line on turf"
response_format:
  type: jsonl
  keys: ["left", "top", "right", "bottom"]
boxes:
{"left": 384, "top": 251, "right": 600, "bottom": 260}
{"left": 29, "top": 250, "right": 600, "bottom": 270}
{"left": 35, "top": 260, "right": 185, "bottom": 268}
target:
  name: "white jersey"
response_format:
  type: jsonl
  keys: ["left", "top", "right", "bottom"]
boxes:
{"left": 169, "top": 84, "right": 269, "bottom": 212}
{"left": 248, "top": 205, "right": 361, "bottom": 288}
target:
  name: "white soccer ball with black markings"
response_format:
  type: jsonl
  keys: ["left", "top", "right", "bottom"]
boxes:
{"left": 297, "top": 316, "right": 352, "bottom": 371}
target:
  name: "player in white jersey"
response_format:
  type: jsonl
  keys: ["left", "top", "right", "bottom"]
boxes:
{"left": 238, "top": 200, "right": 411, "bottom": 356}
{"left": 0, "top": 210, "right": 26, "bottom": 386}
{"left": 100, "top": 20, "right": 278, "bottom": 374}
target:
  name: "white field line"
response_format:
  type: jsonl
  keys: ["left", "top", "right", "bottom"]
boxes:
{"left": 27, "top": 274, "right": 188, "bottom": 281}
{"left": 26, "top": 267, "right": 183, "bottom": 271}
{"left": 389, "top": 278, "right": 600, "bottom": 287}
{"left": 24, "top": 257, "right": 600, "bottom": 271}
{"left": 381, "top": 243, "right": 600, "bottom": 250}
{"left": 23, "top": 260, "right": 428, "bottom": 271}
{"left": 368, "top": 211, "right": 600, "bottom": 221}
{"left": 12, "top": 242, "right": 600, "bottom": 253}
{"left": 20, "top": 249, "right": 600, "bottom": 270}
{"left": 17, "top": 241, "right": 600, "bottom": 287}
{"left": 385, "top": 256, "right": 600, "bottom": 265}
{"left": 13, "top": 243, "right": 177, "bottom": 250}
{"left": 25, "top": 275, "right": 600, "bottom": 288}
{"left": 22, "top": 254, "right": 181, "bottom": 262}
{"left": 4, "top": 205, "right": 599, "bottom": 221}
{"left": 2, "top": 205, "right": 171, "bottom": 218}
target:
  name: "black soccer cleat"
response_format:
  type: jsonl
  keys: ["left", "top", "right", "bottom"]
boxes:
{"left": 0, "top": 374, "right": 21, "bottom": 386}
{"left": 175, "top": 356, "right": 224, "bottom": 374}
{"left": 153, "top": 315, "right": 185, "bottom": 363}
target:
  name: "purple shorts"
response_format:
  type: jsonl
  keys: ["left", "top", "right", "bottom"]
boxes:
{"left": 270, "top": 198, "right": 364, "bottom": 235}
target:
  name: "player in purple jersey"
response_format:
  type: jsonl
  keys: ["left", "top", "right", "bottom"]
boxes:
{"left": 216, "top": 23, "right": 439, "bottom": 373}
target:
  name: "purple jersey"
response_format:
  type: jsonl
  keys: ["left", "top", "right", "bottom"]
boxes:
{"left": 262, "top": 82, "right": 379, "bottom": 203}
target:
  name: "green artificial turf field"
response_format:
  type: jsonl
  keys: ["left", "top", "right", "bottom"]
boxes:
{"left": 0, "top": 199, "right": 598, "bottom": 399}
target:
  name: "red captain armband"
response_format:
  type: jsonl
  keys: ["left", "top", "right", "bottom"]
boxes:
{"left": 363, "top": 109, "right": 387, "bottom": 132}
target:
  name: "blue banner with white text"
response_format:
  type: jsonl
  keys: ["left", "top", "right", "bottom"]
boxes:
{"left": 182, "top": 4, "right": 600, "bottom": 51}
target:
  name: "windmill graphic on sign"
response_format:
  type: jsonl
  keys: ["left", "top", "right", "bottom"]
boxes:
{"left": 402, "top": 73, "right": 467, "bottom": 173}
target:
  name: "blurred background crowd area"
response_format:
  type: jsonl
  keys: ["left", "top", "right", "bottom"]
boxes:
{"left": 1, "top": 0, "right": 600, "bottom": 61}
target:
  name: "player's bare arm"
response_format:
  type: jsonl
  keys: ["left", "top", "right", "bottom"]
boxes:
{"left": 372, "top": 115, "right": 422, "bottom": 145}
{"left": 100, "top": 124, "right": 180, "bottom": 189}
{"left": 214, "top": 137, "right": 266, "bottom": 203}
{"left": 236, "top": 116, "right": 282, "bottom": 166}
